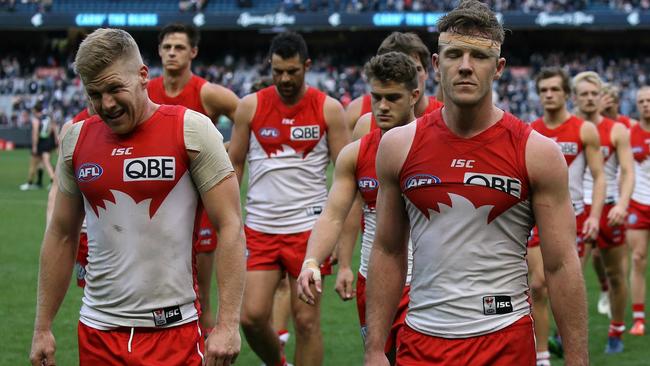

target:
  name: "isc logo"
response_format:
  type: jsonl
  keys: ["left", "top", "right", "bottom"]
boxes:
{"left": 259, "top": 127, "right": 279, "bottom": 138}
{"left": 123, "top": 157, "right": 175, "bottom": 182}
{"left": 358, "top": 177, "right": 379, "bottom": 192}
{"left": 291, "top": 126, "right": 320, "bottom": 141}
{"left": 403, "top": 174, "right": 441, "bottom": 190}
{"left": 557, "top": 142, "right": 578, "bottom": 156}
{"left": 77, "top": 163, "right": 103, "bottom": 182}
{"left": 463, "top": 172, "right": 521, "bottom": 199}
{"left": 451, "top": 159, "right": 475, "bottom": 168}
{"left": 111, "top": 147, "right": 133, "bottom": 156}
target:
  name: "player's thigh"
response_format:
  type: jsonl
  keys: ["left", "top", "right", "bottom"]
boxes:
{"left": 243, "top": 270, "right": 284, "bottom": 319}
{"left": 289, "top": 275, "right": 321, "bottom": 328}
{"left": 628, "top": 229, "right": 650, "bottom": 259}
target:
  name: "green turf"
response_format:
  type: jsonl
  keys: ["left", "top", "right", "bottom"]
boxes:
{"left": 1, "top": 148, "right": 649, "bottom": 365}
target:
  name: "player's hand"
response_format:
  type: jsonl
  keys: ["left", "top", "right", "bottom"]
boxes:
{"left": 334, "top": 266, "right": 355, "bottom": 301}
{"left": 204, "top": 323, "right": 240, "bottom": 366}
{"left": 30, "top": 329, "right": 56, "bottom": 366}
{"left": 607, "top": 204, "right": 627, "bottom": 227}
{"left": 364, "top": 349, "right": 390, "bottom": 366}
{"left": 296, "top": 258, "right": 321, "bottom": 306}
{"left": 582, "top": 216, "right": 599, "bottom": 241}
{"left": 601, "top": 94, "right": 614, "bottom": 110}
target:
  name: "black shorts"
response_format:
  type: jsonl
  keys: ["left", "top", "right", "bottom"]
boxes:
{"left": 36, "top": 137, "right": 56, "bottom": 155}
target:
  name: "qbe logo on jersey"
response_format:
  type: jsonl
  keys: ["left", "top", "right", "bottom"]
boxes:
{"left": 463, "top": 172, "right": 521, "bottom": 199}
{"left": 291, "top": 125, "right": 320, "bottom": 141}
{"left": 123, "top": 156, "right": 175, "bottom": 182}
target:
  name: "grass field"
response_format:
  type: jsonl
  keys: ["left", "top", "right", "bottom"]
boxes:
{"left": 1, "top": 148, "right": 649, "bottom": 365}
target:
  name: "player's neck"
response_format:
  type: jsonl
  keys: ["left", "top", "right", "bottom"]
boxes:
{"left": 162, "top": 68, "right": 193, "bottom": 96}
{"left": 413, "top": 94, "right": 429, "bottom": 117}
{"left": 543, "top": 108, "right": 571, "bottom": 127}
{"left": 577, "top": 110, "right": 602, "bottom": 124}
{"left": 640, "top": 118, "right": 650, "bottom": 132}
{"left": 442, "top": 100, "right": 502, "bottom": 138}
{"left": 278, "top": 85, "right": 308, "bottom": 106}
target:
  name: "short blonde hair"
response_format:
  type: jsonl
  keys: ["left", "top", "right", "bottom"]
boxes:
{"left": 74, "top": 28, "right": 142, "bottom": 83}
{"left": 572, "top": 71, "right": 602, "bottom": 94}
{"left": 601, "top": 82, "right": 620, "bottom": 103}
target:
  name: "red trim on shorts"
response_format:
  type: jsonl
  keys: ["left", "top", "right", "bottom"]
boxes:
{"left": 627, "top": 199, "right": 650, "bottom": 230}
{"left": 397, "top": 316, "right": 535, "bottom": 366}
{"left": 528, "top": 211, "right": 588, "bottom": 257}
{"left": 78, "top": 321, "right": 204, "bottom": 366}
{"left": 584, "top": 203, "right": 626, "bottom": 249}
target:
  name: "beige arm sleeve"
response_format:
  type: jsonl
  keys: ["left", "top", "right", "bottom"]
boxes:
{"left": 184, "top": 109, "right": 235, "bottom": 193}
{"left": 56, "top": 122, "right": 83, "bottom": 196}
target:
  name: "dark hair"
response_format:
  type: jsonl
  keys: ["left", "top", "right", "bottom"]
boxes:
{"left": 377, "top": 32, "right": 431, "bottom": 72}
{"left": 437, "top": 0, "right": 504, "bottom": 44}
{"left": 268, "top": 32, "right": 309, "bottom": 62}
{"left": 364, "top": 52, "right": 419, "bottom": 91}
{"left": 158, "top": 23, "right": 200, "bottom": 48}
{"left": 535, "top": 67, "right": 571, "bottom": 95}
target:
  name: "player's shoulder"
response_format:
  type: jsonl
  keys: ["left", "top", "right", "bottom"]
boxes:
{"left": 337, "top": 139, "right": 362, "bottom": 169}
{"left": 353, "top": 113, "right": 372, "bottom": 140}
{"left": 526, "top": 131, "right": 566, "bottom": 182}
{"left": 345, "top": 94, "right": 365, "bottom": 111}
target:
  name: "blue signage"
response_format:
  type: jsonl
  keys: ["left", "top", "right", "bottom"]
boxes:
{"left": 75, "top": 13, "right": 158, "bottom": 27}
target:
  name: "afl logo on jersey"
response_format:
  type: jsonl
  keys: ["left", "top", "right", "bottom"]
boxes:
{"left": 291, "top": 125, "right": 320, "bottom": 141}
{"left": 77, "top": 163, "right": 103, "bottom": 182}
{"left": 259, "top": 127, "right": 280, "bottom": 139}
{"left": 358, "top": 177, "right": 379, "bottom": 192}
{"left": 403, "top": 174, "right": 441, "bottom": 191}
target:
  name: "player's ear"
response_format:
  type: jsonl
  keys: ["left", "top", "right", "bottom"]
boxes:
{"left": 139, "top": 64, "right": 149, "bottom": 86}
{"left": 190, "top": 46, "right": 198, "bottom": 59}
{"left": 304, "top": 58, "right": 312, "bottom": 71}
{"left": 494, "top": 57, "right": 506, "bottom": 80}
{"left": 411, "top": 88, "right": 420, "bottom": 106}
{"left": 432, "top": 54, "right": 441, "bottom": 82}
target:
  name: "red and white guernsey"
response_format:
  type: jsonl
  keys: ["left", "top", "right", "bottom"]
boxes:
{"left": 62, "top": 105, "right": 232, "bottom": 329}
{"left": 630, "top": 123, "right": 650, "bottom": 204}
{"left": 400, "top": 109, "right": 533, "bottom": 338}
{"left": 531, "top": 115, "right": 587, "bottom": 214}
{"left": 147, "top": 75, "right": 208, "bottom": 116}
{"left": 246, "top": 86, "right": 330, "bottom": 233}
{"left": 356, "top": 128, "right": 413, "bottom": 283}
{"left": 584, "top": 118, "right": 619, "bottom": 204}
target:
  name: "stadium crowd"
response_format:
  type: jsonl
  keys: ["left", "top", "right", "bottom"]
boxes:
{"left": 1, "top": 51, "right": 648, "bottom": 128}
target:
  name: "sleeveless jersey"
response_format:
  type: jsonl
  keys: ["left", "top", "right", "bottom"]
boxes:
{"left": 356, "top": 128, "right": 413, "bottom": 283}
{"left": 148, "top": 75, "right": 208, "bottom": 116}
{"left": 400, "top": 109, "right": 534, "bottom": 338}
{"left": 72, "top": 108, "right": 91, "bottom": 123}
{"left": 368, "top": 95, "right": 444, "bottom": 131}
{"left": 73, "top": 105, "right": 200, "bottom": 329}
{"left": 583, "top": 118, "right": 619, "bottom": 204}
{"left": 531, "top": 116, "right": 586, "bottom": 214}
{"left": 617, "top": 114, "right": 632, "bottom": 129}
{"left": 630, "top": 123, "right": 650, "bottom": 204}
{"left": 246, "top": 86, "right": 330, "bottom": 233}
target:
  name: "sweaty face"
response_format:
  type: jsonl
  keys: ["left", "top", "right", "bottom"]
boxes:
{"left": 84, "top": 59, "right": 149, "bottom": 135}
{"left": 271, "top": 54, "right": 308, "bottom": 101}
{"left": 537, "top": 76, "right": 569, "bottom": 113}
{"left": 574, "top": 80, "right": 601, "bottom": 115}
{"left": 637, "top": 89, "right": 650, "bottom": 121}
{"left": 158, "top": 33, "right": 197, "bottom": 72}
{"left": 435, "top": 42, "right": 504, "bottom": 107}
{"left": 370, "top": 79, "right": 418, "bottom": 131}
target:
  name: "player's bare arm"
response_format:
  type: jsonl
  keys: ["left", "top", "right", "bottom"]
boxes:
{"left": 610, "top": 123, "right": 635, "bottom": 226}
{"left": 297, "top": 141, "right": 360, "bottom": 304}
{"left": 334, "top": 195, "right": 362, "bottom": 301}
{"left": 46, "top": 120, "right": 74, "bottom": 226}
{"left": 581, "top": 121, "right": 606, "bottom": 239}
{"left": 527, "top": 131, "right": 589, "bottom": 366}
{"left": 201, "top": 82, "right": 240, "bottom": 122}
{"left": 352, "top": 112, "right": 372, "bottom": 140}
{"left": 344, "top": 95, "right": 364, "bottom": 132}
{"left": 186, "top": 112, "right": 246, "bottom": 365}
{"left": 31, "top": 136, "right": 85, "bottom": 366}
{"left": 228, "top": 93, "right": 256, "bottom": 185}
{"left": 324, "top": 96, "right": 350, "bottom": 163}
{"left": 364, "top": 124, "right": 413, "bottom": 366}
